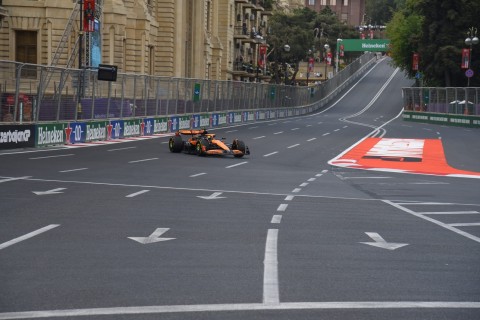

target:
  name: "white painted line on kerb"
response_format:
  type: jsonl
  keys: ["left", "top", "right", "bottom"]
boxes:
{"left": 271, "top": 215, "right": 282, "bottom": 224}
{"left": 226, "top": 161, "right": 248, "bottom": 169}
{"left": 307, "top": 138, "right": 317, "bottom": 142}
{"left": 59, "top": 168, "right": 88, "bottom": 173}
{"left": 126, "top": 190, "right": 150, "bottom": 198}
{"left": 253, "top": 136, "right": 266, "bottom": 140}
{"left": 263, "top": 152, "right": 278, "bottom": 157}
{"left": 288, "top": 144, "right": 300, "bottom": 149}
{"left": 0, "top": 224, "right": 60, "bottom": 251}
{"left": 190, "top": 173, "right": 207, "bottom": 178}
{"left": 285, "top": 195, "right": 294, "bottom": 201}
{"left": 263, "top": 229, "right": 279, "bottom": 305}
{"left": 419, "top": 211, "right": 479, "bottom": 215}
{"left": 107, "top": 146, "right": 136, "bottom": 152}
{"left": 1, "top": 301, "right": 479, "bottom": 319}
{"left": 277, "top": 204, "right": 288, "bottom": 212}
{"left": 128, "top": 158, "right": 158, "bottom": 163}
{"left": 29, "top": 154, "right": 74, "bottom": 160}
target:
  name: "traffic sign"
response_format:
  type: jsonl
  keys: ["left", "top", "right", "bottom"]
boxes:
{"left": 465, "top": 69, "right": 474, "bottom": 78}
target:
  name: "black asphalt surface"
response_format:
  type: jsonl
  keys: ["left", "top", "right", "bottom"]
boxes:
{"left": 1, "top": 58, "right": 479, "bottom": 320}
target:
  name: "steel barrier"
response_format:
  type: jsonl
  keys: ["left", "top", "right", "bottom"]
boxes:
{"left": 0, "top": 53, "right": 375, "bottom": 124}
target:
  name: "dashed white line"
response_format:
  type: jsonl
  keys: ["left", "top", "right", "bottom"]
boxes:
{"left": 285, "top": 195, "right": 294, "bottom": 201}
{"left": 0, "top": 224, "right": 60, "bottom": 251}
{"left": 190, "top": 173, "right": 207, "bottom": 178}
{"left": 226, "top": 130, "right": 238, "bottom": 133}
{"left": 334, "top": 129, "right": 340, "bottom": 132}
{"left": 307, "top": 178, "right": 316, "bottom": 182}
{"left": 30, "top": 154, "right": 74, "bottom": 160}
{"left": 253, "top": 136, "right": 266, "bottom": 140}
{"left": 126, "top": 190, "right": 150, "bottom": 198}
{"left": 271, "top": 215, "right": 282, "bottom": 224}
{"left": 273, "top": 131, "right": 283, "bottom": 135}
{"left": 300, "top": 183, "right": 309, "bottom": 187}
{"left": 59, "top": 168, "right": 88, "bottom": 173}
{"left": 263, "top": 152, "right": 278, "bottom": 157}
{"left": 288, "top": 144, "right": 300, "bottom": 149}
{"left": 277, "top": 204, "right": 288, "bottom": 212}
{"left": 291, "top": 128, "right": 299, "bottom": 131}
{"left": 129, "top": 158, "right": 159, "bottom": 163}
{"left": 249, "top": 126, "right": 259, "bottom": 130}
{"left": 0, "top": 176, "right": 30, "bottom": 183}
{"left": 107, "top": 146, "right": 136, "bottom": 152}
{"left": 226, "top": 161, "right": 248, "bottom": 168}
{"left": 322, "top": 133, "right": 330, "bottom": 136}
{"left": 307, "top": 138, "right": 316, "bottom": 142}
{"left": 292, "top": 188, "right": 301, "bottom": 193}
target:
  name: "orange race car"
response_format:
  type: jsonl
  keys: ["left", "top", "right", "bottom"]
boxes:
{"left": 168, "top": 129, "right": 250, "bottom": 158}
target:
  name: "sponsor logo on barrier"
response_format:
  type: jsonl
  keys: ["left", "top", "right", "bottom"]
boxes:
{"left": 154, "top": 118, "right": 168, "bottom": 133}
{"left": 87, "top": 123, "right": 107, "bottom": 141}
{"left": 0, "top": 129, "right": 31, "bottom": 144}
{"left": 124, "top": 121, "right": 141, "bottom": 137}
{"left": 37, "top": 125, "right": 64, "bottom": 146}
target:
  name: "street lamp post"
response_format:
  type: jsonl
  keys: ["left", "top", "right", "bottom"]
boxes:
{"left": 335, "top": 38, "right": 342, "bottom": 74}
{"left": 465, "top": 27, "right": 478, "bottom": 87}
{"left": 324, "top": 43, "right": 329, "bottom": 81}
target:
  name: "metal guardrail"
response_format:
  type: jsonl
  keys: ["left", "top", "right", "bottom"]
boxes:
{"left": 402, "top": 87, "right": 480, "bottom": 116}
{"left": 0, "top": 53, "right": 375, "bottom": 124}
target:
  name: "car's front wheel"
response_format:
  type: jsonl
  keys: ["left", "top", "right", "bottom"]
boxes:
{"left": 169, "top": 136, "right": 184, "bottom": 152}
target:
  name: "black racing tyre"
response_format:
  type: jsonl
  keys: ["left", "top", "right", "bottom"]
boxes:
{"left": 196, "top": 138, "right": 208, "bottom": 156}
{"left": 232, "top": 139, "right": 246, "bottom": 158}
{"left": 169, "top": 135, "right": 184, "bottom": 153}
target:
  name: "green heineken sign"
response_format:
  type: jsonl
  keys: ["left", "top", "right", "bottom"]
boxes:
{"left": 340, "top": 39, "right": 390, "bottom": 52}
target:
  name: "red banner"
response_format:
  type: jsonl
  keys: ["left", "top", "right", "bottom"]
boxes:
{"left": 327, "top": 52, "right": 332, "bottom": 65}
{"left": 83, "top": 0, "right": 95, "bottom": 32}
{"left": 340, "top": 44, "right": 344, "bottom": 57}
{"left": 258, "top": 45, "right": 267, "bottom": 68}
{"left": 412, "top": 53, "right": 419, "bottom": 71}
{"left": 308, "top": 57, "right": 314, "bottom": 72}
{"left": 461, "top": 48, "right": 470, "bottom": 69}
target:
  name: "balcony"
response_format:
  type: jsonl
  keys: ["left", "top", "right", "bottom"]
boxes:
{"left": 0, "top": 0, "right": 8, "bottom": 23}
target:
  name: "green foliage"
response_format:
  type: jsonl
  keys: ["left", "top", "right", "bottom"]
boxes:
{"left": 386, "top": 0, "right": 480, "bottom": 86}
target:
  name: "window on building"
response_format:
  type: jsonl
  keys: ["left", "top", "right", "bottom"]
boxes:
{"left": 343, "top": 0, "right": 348, "bottom": 5}
{"left": 15, "top": 30, "right": 37, "bottom": 78}
{"left": 308, "top": 0, "right": 315, "bottom": 5}
{"left": 321, "top": 0, "right": 326, "bottom": 5}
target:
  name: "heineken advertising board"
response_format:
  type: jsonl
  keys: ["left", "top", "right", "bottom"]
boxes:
{"left": 340, "top": 39, "right": 390, "bottom": 52}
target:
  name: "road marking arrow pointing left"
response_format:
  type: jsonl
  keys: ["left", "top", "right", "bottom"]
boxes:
{"left": 360, "top": 232, "right": 408, "bottom": 251}
{"left": 33, "top": 188, "right": 66, "bottom": 195}
{"left": 197, "top": 192, "right": 225, "bottom": 200}
{"left": 128, "top": 228, "right": 175, "bottom": 244}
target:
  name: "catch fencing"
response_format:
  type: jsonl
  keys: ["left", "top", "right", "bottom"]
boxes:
{"left": 0, "top": 53, "right": 375, "bottom": 124}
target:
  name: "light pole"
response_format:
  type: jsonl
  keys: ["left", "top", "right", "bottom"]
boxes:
{"left": 283, "top": 44, "right": 290, "bottom": 85}
{"left": 335, "top": 38, "right": 342, "bottom": 74}
{"left": 306, "top": 49, "right": 312, "bottom": 86}
{"left": 465, "top": 27, "right": 478, "bottom": 87}
{"left": 324, "top": 43, "right": 329, "bottom": 81}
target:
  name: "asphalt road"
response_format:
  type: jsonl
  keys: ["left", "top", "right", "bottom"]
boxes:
{"left": 1, "top": 58, "right": 479, "bottom": 320}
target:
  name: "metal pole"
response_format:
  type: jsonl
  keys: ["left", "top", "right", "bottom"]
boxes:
{"left": 77, "top": 0, "right": 84, "bottom": 120}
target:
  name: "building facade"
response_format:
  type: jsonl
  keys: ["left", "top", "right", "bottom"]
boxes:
{"left": 304, "top": 0, "right": 365, "bottom": 27}
{"left": 0, "top": 0, "right": 288, "bottom": 82}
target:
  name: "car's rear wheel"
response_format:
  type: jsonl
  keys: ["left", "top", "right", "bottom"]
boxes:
{"left": 232, "top": 139, "right": 246, "bottom": 158}
{"left": 196, "top": 139, "right": 207, "bottom": 156}
{"left": 169, "top": 136, "right": 184, "bottom": 153}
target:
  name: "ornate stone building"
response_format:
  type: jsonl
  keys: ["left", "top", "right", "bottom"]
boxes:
{"left": 0, "top": 0, "right": 282, "bottom": 82}
{"left": 304, "top": 0, "right": 365, "bottom": 27}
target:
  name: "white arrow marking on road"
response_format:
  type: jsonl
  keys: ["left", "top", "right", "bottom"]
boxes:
{"left": 128, "top": 228, "right": 175, "bottom": 244}
{"left": 32, "top": 188, "right": 66, "bottom": 195}
{"left": 197, "top": 192, "right": 225, "bottom": 200}
{"left": 360, "top": 232, "right": 408, "bottom": 251}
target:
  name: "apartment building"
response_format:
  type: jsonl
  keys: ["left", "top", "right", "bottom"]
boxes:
{"left": 305, "top": 0, "right": 365, "bottom": 27}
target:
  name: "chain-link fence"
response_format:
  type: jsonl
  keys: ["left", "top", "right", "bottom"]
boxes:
{"left": 0, "top": 53, "right": 375, "bottom": 123}
{"left": 402, "top": 87, "right": 480, "bottom": 116}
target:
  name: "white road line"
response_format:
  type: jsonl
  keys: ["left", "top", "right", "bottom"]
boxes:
{"left": 322, "top": 133, "right": 330, "bottom": 136}
{"left": 59, "top": 168, "right": 88, "bottom": 173}
{"left": 300, "top": 183, "right": 309, "bottom": 187}
{"left": 292, "top": 188, "right": 301, "bottom": 193}
{"left": 263, "top": 152, "right": 278, "bottom": 157}
{"left": 284, "top": 195, "right": 294, "bottom": 201}
{"left": 334, "top": 129, "right": 340, "bottom": 132}
{"left": 0, "top": 224, "right": 60, "bottom": 251}
{"left": 226, "top": 130, "right": 238, "bottom": 133}
{"left": 307, "top": 178, "right": 316, "bottom": 182}
{"left": 448, "top": 222, "right": 480, "bottom": 227}
{"left": 287, "top": 144, "right": 300, "bottom": 149}
{"left": 128, "top": 158, "right": 158, "bottom": 163}
{"left": 253, "top": 136, "right": 266, "bottom": 140}
{"left": 190, "top": 173, "right": 207, "bottom": 178}
{"left": 307, "top": 138, "right": 316, "bottom": 142}
{"left": 419, "top": 211, "right": 479, "bottom": 215}
{"left": 383, "top": 200, "right": 480, "bottom": 244}
{"left": 29, "top": 154, "right": 74, "bottom": 160}
{"left": 291, "top": 128, "right": 299, "bottom": 131}
{"left": 226, "top": 161, "right": 248, "bottom": 169}
{"left": 315, "top": 174, "right": 323, "bottom": 177}
{"left": 277, "top": 204, "right": 288, "bottom": 212}
{"left": 271, "top": 215, "right": 282, "bottom": 224}
{"left": 342, "top": 176, "right": 391, "bottom": 179}
{"left": 107, "top": 146, "right": 136, "bottom": 152}
{"left": 1, "top": 301, "right": 479, "bottom": 319}
{"left": 249, "top": 126, "right": 259, "bottom": 129}
{"left": 0, "top": 176, "right": 30, "bottom": 183}
{"left": 126, "top": 190, "right": 150, "bottom": 198}
{"left": 343, "top": 126, "right": 348, "bottom": 128}
{"left": 321, "top": 170, "right": 328, "bottom": 173}
{"left": 263, "top": 229, "right": 279, "bottom": 305}
{"left": 273, "top": 131, "right": 283, "bottom": 135}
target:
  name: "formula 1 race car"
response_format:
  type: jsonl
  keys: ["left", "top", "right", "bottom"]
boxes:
{"left": 169, "top": 129, "right": 250, "bottom": 158}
